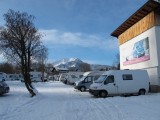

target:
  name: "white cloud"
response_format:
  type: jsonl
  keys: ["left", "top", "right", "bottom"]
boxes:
{"left": 40, "top": 29, "right": 119, "bottom": 51}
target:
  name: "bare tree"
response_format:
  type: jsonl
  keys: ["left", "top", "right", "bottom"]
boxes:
{"left": 80, "top": 63, "right": 91, "bottom": 72}
{"left": 0, "top": 9, "right": 47, "bottom": 97}
{"left": 34, "top": 46, "right": 48, "bottom": 81}
{"left": 113, "top": 53, "right": 120, "bottom": 70}
{"left": 0, "top": 62, "right": 15, "bottom": 73}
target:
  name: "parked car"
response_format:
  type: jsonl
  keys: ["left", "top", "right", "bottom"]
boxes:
{"left": 0, "top": 81, "right": 10, "bottom": 95}
{"left": 74, "top": 71, "right": 104, "bottom": 92}
{"left": 89, "top": 70, "right": 150, "bottom": 97}
{"left": 0, "top": 72, "right": 7, "bottom": 81}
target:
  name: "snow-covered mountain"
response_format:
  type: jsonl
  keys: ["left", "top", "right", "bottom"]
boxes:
{"left": 53, "top": 58, "right": 83, "bottom": 69}
{"left": 53, "top": 58, "right": 111, "bottom": 71}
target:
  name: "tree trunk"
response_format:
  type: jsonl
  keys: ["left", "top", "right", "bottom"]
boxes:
{"left": 24, "top": 81, "right": 36, "bottom": 97}
{"left": 21, "top": 55, "right": 36, "bottom": 97}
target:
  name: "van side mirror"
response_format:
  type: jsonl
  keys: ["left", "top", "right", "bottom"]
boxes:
{"left": 104, "top": 80, "right": 107, "bottom": 85}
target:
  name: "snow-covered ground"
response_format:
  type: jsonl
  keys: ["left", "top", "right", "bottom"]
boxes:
{"left": 1, "top": 81, "right": 160, "bottom": 120}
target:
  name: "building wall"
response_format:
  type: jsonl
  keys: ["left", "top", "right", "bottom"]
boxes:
{"left": 155, "top": 26, "right": 160, "bottom": 85}
{"left": 120, "top": 26, "right": 160, "bottom": 85}
{"left": 155, "top": 26, "right": 160, "bottom": 66}
{"left": 118, "top": 12, "right": 155, "bottom": 45}
{"left": 155, "top": 13, "right": 160, "bottom": 26}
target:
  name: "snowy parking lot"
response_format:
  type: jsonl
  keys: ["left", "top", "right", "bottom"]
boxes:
{"left": 1, "top": 81, "right": 160, "bottom": 120}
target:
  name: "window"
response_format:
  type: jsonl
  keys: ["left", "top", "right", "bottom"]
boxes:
{"left": 94, "top": 75, "right": 100, "bottom": 81}
{"left": 84, "top": 76, "right": 92, "bottom": 83}
{"left": 95, "top": 75, "right": 107, "bottom": 83}
{"left": 9, "top": 75, "right": 12, "bottom": 78}
{"left": 30, "top": 75, "right": 33, "bottom": 77}
{"left": 71, "top": 75, "right": 77, "bottom": 78}
{"left": 87, "top": 76, "right": 92, "bottom": 82}
{"left": 106, "top": 75, "right": 114, "bottom": 83}
{"left": 38, "top": 74, "right": 41, "bottom": 77}
{"left": 104, "top": 75, "right": 114, "bottom": 84}
{"left": 122, "top": 74, "right": 133, "bottom": 80}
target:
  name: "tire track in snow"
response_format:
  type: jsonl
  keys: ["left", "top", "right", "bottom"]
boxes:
{"left": 87, "top": 98, "right": 113, "bottom": 120}
{"left": 1, "top": 95, "right": 41, "bottom": 120}
{"left": 63, "top": 89, "right": 113, "bottom": 120}
{"left": 58, "top": 89, "right": 92, "bottom": 120}
{"left": 86, "top": 98, "right": 125, "bottom": 120}
{"left": 64, "top": 89, "right": 85, "bottom": 120}
{"left": 104, "top": 98, "right": 125, "bottom": 120}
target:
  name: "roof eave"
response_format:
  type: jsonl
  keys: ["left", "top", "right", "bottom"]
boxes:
{"left": 111, "top": 0, "right": 160, "bottom": 37}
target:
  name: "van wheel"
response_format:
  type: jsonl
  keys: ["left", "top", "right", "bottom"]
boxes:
{"left": 80, "top": 86, "right": 86, "bottom": 92}
{"left": 138, "top": 89, "right": 145, "bottom": 95}
{"left": 100, "top": 91, "right": 107, "bottom": 98}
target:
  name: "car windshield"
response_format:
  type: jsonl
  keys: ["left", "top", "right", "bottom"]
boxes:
{"left": 95, "top": 75, "right": 107, "bottom": 83}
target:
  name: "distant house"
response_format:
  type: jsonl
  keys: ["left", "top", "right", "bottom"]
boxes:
{"left": 111, "top": 0, "right": 160, "bottom": 92}
{"left": 51, "top": 67, "right": 69, "bottom": 74}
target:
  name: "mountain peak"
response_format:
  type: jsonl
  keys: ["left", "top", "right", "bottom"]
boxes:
{"left": 53, "top": 58, "right": 111, "bottom": 71}
{"left": 53, "top": 58, "right": 83, "bottom": 68}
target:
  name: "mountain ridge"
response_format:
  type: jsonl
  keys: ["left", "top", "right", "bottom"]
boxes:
{"left": 53, "top": 58, "right": 111, "bottom": 71}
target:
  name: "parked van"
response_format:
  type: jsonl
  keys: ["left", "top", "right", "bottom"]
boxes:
{"left": 89, "top": 70, "right": 150, "bottom": 97}
{"left": 22, "top": 72, "right": 42, "bottom": 82}
{"left": 59, "top": 73, "right": 68, "bottom": 83}
{"left": 74, "top": 71, "right": 104, "bottom": 92}
{"left": 30, "top": 72, "right": 42, "bottom": 82}
{"left": 6, "top": 74, "right": 23, "bottom": 81}
{"left": 66, "top": 72, "right": 84, "bottom": 84}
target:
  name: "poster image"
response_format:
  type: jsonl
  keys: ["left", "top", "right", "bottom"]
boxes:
{"left": 123, "top": 37, "right": 150, "bottom": 65}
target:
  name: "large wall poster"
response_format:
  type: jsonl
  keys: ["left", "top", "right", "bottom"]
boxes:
{"left": 122, "top": 37, "right": 150, "bottom": 66}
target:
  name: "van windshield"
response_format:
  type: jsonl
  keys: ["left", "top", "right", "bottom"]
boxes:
{"left": 79, "top": 76, "right": 86, "bottom": 81}
{"left": 95, "top": 75, "right": 107, "bottom": 83}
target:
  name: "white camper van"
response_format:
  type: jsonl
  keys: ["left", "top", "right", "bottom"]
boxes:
{"left": 6, "top": 74, "right": 23, "bottom": 81}
{"left": 30, "top": 72, "right": 42, "bottom": 82}
{"left": 21, "top": 72, "right": 42, "bottom": 82}
{"left": 59, "top": 72, "right": 83, "bottom": 84}
{"left": 89, "top": 70, "right": 150, "bottom": 97}
{"left": 59, "top": 73, "right": 68, "bottom": 83}
{"left": 74, "top": 71, "right": 104, "bottom": 92}
{"left": 66, "top": 72, "right": 84, "bottom": 84}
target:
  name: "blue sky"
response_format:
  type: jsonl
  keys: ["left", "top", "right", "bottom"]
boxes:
{"left": 0, "top": 0, "right": 147, "bottom": 65}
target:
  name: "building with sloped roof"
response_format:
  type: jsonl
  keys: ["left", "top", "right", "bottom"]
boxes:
{"left": 111, "top": 0, "right": 160, "bottom": 92}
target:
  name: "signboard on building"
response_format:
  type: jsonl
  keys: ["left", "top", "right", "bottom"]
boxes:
{"left": 122, "top": 37, "right": 150, "bottom": 65}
